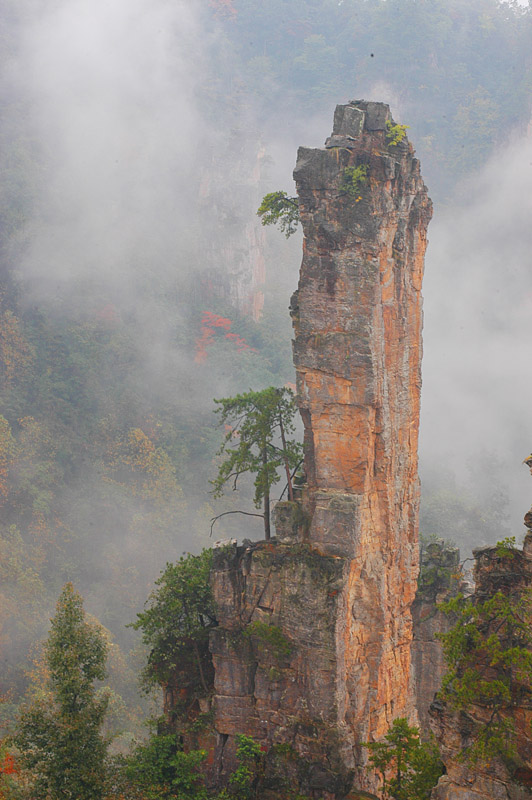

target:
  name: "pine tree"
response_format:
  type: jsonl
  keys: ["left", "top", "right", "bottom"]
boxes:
{"left": 212, "top": 387, "right": 302, "bottom": 539}
{"left": 365, "top": 718, "right": 442, "bottom": 800}
{"left": 15, "top": 583, "right": 109, "bottom": 800}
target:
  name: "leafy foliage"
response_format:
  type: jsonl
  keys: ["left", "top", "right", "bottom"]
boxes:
{"left": 212, "top": 387, "right": 302, "bottom": 539}
{"left": 0, "top": 739, "right": 21, "bottom": 800}
{"left": 125, "top": 731, "right": 207, "bottom": 800}
{"left": 244, "top": 621, "right": 293, "bottom": 660}
{"left": 385, "top": 120, "right": 409, "bottom": 146}
{"left": 438, "top": 574, "right": 532, "bottom": 764}
{"left": 339, "top": 164, "right": 368, "bottom": 199}
{"left": 257, "top": 192, "right": 300, "bottom": 238}
{"left": 494, "top": 536, "right": 517, "bottom": 559}
{"left": 364, "top": 718, "right": 442, "bottom": 800}
{"left": 14, "top": 584, "right": 109, "bottom": 800}
{"left": 228, "top": 735, "right": 264, "bottom": 800}
{"left": 133, "top": 550, "right": 216, "bottom": 692}
{"left": 120, "top": 731, "right": 269, "bottom": 800}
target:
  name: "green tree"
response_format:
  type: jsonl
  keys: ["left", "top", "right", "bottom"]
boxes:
{"left": 364, "top": 718, "right": 442, "bottom": 800}
{"left": 339, "top": 165, "right": 368, "bottom": 199}
{"left": 125, "top": 730, "right": 207, "bottom": 800}
{"left": 211, "top": 387, "right": 302, "bottom": 539}
{"left": 14, "top": 583, "right": 109, "bottom": 800}
{"left": 228, "top": 735, "right": 264, "bottom": 800}
{"left": 256, "top": 192, "right": 300, "bottom": 238}
{"left": 438, "top": 570, "right": 532, "bottom": 764}
{"left": 133, "top": 550, "right": 217, "bottom": 694}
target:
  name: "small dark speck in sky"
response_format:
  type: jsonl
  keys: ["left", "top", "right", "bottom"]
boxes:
{"left": 370, "top": 53, "right": 374, "bottom": 57}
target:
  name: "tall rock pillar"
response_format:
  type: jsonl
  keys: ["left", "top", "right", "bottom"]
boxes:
{"left": 292, "top": 101, "right": 432, "bottom": 742}
{"left": 182, "top": 102, "right": 432, "bottom": 799}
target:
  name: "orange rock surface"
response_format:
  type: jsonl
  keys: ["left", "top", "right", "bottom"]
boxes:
{"left": 292, "top": 101, "right": 432, "bottom": 767}
{"left": 171, "top": 102, "right": 432, "bottom": 798}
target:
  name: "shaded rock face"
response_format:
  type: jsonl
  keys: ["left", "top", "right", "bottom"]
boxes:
{"left": 209, "top": 538, "right": 354, "bottom": 798}
{"left": 412, "top": 540, "right": 461, "bottom": 736}
{"left": 293, "top": 100, "right": 431, "bottom": 750}
{"left": 430, "top": 534, "right": 532, "bottom": 800}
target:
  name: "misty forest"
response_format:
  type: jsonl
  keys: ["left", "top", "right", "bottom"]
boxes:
{"left": 2, "top": 1, "right": 532, "bottom": 799}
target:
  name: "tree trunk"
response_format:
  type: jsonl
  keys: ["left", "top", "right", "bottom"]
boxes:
{"left": 278, "top": 413, "right": 294, "bottom": 501}
{"left": 193, "top": 639, "right": 209, "bottom": 694}
{"left": 262, "top": 446, "right": 271, "bottom": 540}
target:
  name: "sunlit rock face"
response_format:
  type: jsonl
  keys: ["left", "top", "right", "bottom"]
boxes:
{"left": 181, "top": 102, "right": 432, "bottom": 798}
{"left": 292, "top": 100, "right": 432, "bottom": 756}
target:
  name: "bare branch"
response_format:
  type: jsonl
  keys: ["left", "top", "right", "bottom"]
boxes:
{"left": 210, "top": 510, "right": 265, "bottom": 537}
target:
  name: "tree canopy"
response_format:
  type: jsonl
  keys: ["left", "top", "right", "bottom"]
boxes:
{"left": 14, "top": 583, "right": 109, "bottom": 800}
{"left": 133, "top": 549, "right": 217, "bottom": 694}
{"left": 211, "top": 387, "right": 302, "bottom": 539}
{"left": 438, "top": 554, "right": 532, "bottom": 765}
{"left": 365, "top": 718, "right": 442, "bottom": 800}
{"left": 256, "top": 192, "right": 300, "bottom": 238}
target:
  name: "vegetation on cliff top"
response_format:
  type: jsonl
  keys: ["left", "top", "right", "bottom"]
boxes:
{"left": 133, "top": 550, "right": 217, "bottom": 694}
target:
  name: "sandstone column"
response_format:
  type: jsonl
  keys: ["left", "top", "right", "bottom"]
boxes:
{"left": 204, "top": 102, "right": 431, "bottom": 797}
{"left": 292, "top": 100, "right": 432, "bottom": 745}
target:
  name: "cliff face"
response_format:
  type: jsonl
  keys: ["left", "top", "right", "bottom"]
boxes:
{"left": 412, "top": 540, "right": 462, "bottom": 735}
{"left": 172, "top": 102, "right": 431, "bottom": 798}
{"left": 292, "top": 100, "right": 432, "bottom": 746}
{"left": 209, "top": 527, "right": 353, "bottom": 798}
{"left": 430, "top": 531, "right": 532, "bottom": 800}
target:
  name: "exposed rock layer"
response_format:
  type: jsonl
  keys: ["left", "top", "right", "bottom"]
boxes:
{"left": 209, "top": 533, "right": 353, "bottom": 798}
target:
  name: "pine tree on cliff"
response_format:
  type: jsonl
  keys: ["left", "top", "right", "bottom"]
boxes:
{"left": 211, "top": 386, "right": 302, "bottom": 539}
{"left": 15, "top": 583, "right": 109, "bottom": 800}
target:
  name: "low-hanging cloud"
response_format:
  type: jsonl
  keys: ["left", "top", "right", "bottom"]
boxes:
{"left": 17, "top": 0, "right": 206, "bottom": 304}
{"left": 420, "top": 130, "right": 532, "bottom": 535}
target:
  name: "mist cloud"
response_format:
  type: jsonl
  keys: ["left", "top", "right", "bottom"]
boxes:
{"left": 420, "top": 131, "right": 532, "bottom": 535}
{"left": 17, "top": 0, "right": 206, "bottom": 303}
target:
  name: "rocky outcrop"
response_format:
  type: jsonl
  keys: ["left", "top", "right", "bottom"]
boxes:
{"left": 209, "top": 531, "right": 353, "bottom": 798}
{"left": 430, "top": 525, "right": 532, "bottom": 799}
{"left": 292, "top": 100, "right": 431, "bottom": 758}
{"left": 170, "top": 102, "right": 431, "bottom": 798}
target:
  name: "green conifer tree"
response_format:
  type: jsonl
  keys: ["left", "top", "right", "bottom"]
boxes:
{"left": 212, "top": 387, "right": 302, "bottom": 539}
{"left": 365, "top": 718, "right": 442, "bottom": 800}
{"left": 15, "top": 583, "right": 109, "bottom": 800}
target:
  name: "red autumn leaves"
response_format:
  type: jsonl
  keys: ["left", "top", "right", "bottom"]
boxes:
{"left": 195, "top": 311, "right": 256, "bottom": 363}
